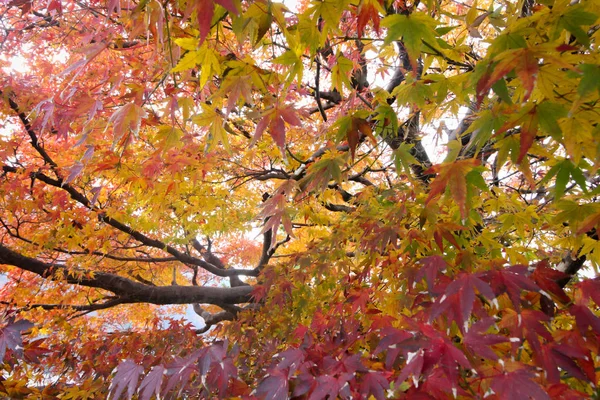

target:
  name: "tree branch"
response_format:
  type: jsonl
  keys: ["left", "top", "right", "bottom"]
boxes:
{"left": 0, "top": 243, "right": 253, "bottom": 305}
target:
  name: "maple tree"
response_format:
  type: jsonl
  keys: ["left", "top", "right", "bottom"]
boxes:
{"left": 0, "top": 0, "right": 599, "bottom": 397}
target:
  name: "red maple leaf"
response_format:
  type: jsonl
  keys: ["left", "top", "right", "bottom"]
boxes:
{"left": 429, "top": 273, "right": 495, "bottom": 330}
{"left": 359, "top": 371, "right": 390, "bottom": 400}
{"left": 109, "top": 359, "right": 144, "bottom": 400}
{"left": 374, "top": 327, "right": 413, "bottom": 368}
{"left": 517, "top": 107, "right": 539, "bottom": 164}
{"left": 399, "top": 322, "right": 471, "bottom": 386}
{"left": 274, "top": 348, "right": 305, "bottom": 376}
{"left": 395, "top": 348, "right": 424, "bottom": 388}
{"left": 547, "top": 384, "right": 589, "bottom": 400}
{"left": 22, "top": 338, "right": 49, "bottom": 364}
{"left": 476, "top": 48, "right": 539, "bottom": 107}
{"left": 252, "top": 105, "right": 303, "bottom": 153}
{"left": 570, "top": 303, "right": 600, "bottom": 335}
{"left": 432, "top": 223, "right": 464, "bottom": 252}
{"left": 420, "top": 367, "right": 467, "bottom": 398}
{"left": 254, "top": 370, "right": 289, "bottom": 400}
{"left": 196, "top": 0, "right": 239, "bottom": 44}
{"left": 138, "top": 365, "right": 165, "bottom": 400}
{"left": 163, "top": 350, "right": 202, "bottom": 394}
{"left": 538, "top": 342, "right": 592, "bottom": 384}
{"left": 462, "top": 317, "right": 508, "bottom": 361}
{"left": 482, "top": 265, "right": 540, "bottom": 312}
{"left": 530, "top": 260, "right": 570, "bottom": 304}
{"left": 356, "top": 1, "right": 382, "bottom": 36}
{"left": 0, "top": 319, "right": 33, "bottom": 363}
{"left": 490, "top": 369, "right": 550, "bottom": 400}
{"left": 414, "top": 255, "right": 447, "bottom": 294}
{"left": 498, "top": 309, "right": 552, "bottom": 354}
{"left": 346, "top": 287, "right": 372, "bottom": 313}
{"left": 310, "top": 375, "right": 340, "bottom": 399}
{"left": 576, "top": 277, "right": 600, "bottom": 306}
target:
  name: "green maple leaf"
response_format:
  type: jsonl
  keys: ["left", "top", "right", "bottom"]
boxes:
{"left": 557, "top": 7, "right": 597, "bottom": 47}
{"left": 382, "top": 12, "right": 439, "bottom": 70}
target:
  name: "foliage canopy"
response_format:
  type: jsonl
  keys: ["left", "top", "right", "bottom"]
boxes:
{"left": 0, "top": 0, "right": 600, "bottom": 397}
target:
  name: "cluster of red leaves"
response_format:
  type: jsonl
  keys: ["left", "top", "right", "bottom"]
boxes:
{"left": 96, "top": 255, "right": 598, "bottom": 399}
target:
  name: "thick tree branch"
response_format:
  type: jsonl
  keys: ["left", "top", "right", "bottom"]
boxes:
{"left": 193, "top": 304, "right": 236, "bottom": 334}
{"left": 0, "top": 243, "right": 253, "bottom": 305}
{"left": 556, "top": 252, "right": 587, "bottom": 288}
{"left": 1, "top": 298, "right": 126, "bottom": 312}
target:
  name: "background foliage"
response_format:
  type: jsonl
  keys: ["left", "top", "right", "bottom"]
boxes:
{"left": 0, "top": 0, "right": 600, "bottom": 397}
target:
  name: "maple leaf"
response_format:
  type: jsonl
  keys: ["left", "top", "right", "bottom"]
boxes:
{"left": 490, "top": 369, "right": 551, "bottom": 400}
{"left": 400, "top": 322, "right": 471, "bottom": 386}
{"left": 222, "top": 74, "right": 254, "bottom": 115}
{"left": 257, "top": 180, "right": 296, "bottom": 246}
{"left": 299, "top": 153, "right": 345, "bottom": 194}
{"left": 429, "top": 273, "right": 495, "bottom": 330}
{"left": 196, "top": 0, "right": 239, "bottom": 44}
{"left": 109, "top": 359, "right": 144, "bottom": 400}
{"left": 346, "top": 287, "right": 371, "bottom": 313}
{"left": 374, "top": 327, "right": 413, "bottom": 369}
{"left": 498, "top": 309, "right": 552, "bottom": 354}
{"left": 7, "top": 0, "right": 33, "bottom": 14}
{"left": 192, "top": 104, "right": 232, "bottom": 152}
{"left": 547, "top": 384, "right": 589, "bottom": 400}
{"left": 577, "top": 64, "right": 600, "bottom": 97}
{"left": 538, "top": 342, "right": 591, "bottom": 384}
{"left": 206, "top": 356, "right": 238, "bottom": 394}
{"left": 382, "top": 12, "right": 439, "bottom": 71}
{"left": 162, "top": 350, "right": 203, "bottom": 395}
{"left": 330, "top": 54, "right": 354, "bottom": 92}
{"left": 107, "top": 103, "right": 148, "bottom": 151}
{"left": 356, "top": 0, "right": 383, "bottom": 36}
{"left": 432, "top": 223, "right": 464, "bottom": 252}
{"left": 251, "top": 284, "right": 269, "bottom": 303}
{"left": 570, "top": 304, "right": 600, "bottom": 335}
{"left": 476, "top": 48, "right": 539, "bottom": 107}
{"left": 62, "top": 161, "right": 84, "bottom": 185}
{"left": 197, "top": 342, "right": 238, "bottom": 394}
{"left": 539, "top": 158, "right": 588, "bottom": 199}
{"left": 254, "top": 369, "right": 289, "bottom": 400}
{"left": 494, "top": 104, "right": 540, "bottom": 164}
{"left": 421, "top": 367, "right": 468, "bottom": 398}
{"left": 252, "top": 104, "right": 303, "bottom": 153}
{"left": 359, "top": 371, "right": 390, "bottom": 400}
{"left": 576, "top": 277, "right": 600, "bottom": 307}
{"left": 530, "top": 260, "right": 570, "bottom": 304}
{"left": 395, "top": 348, "right": 425, "bottom": 388}
{"left": 22, "top": 338, "right": 49, "bottom": 364}
{"left": 310, "top": 375, "right": 340, "bottom": 399}
{"left": 576, "top": 210, "right": 600, "bottom": 235}
{"left": 425, "top": 159, "right": 481, "bottom": 219}
{"left": 558, "top": 7, "right": 598, "bottom": 47}
{"left": 482, "top": 265, "right": 540, "bottom": 312}
{"left": 342, "top": 117, "right": 376, "bottom": 160}
{"left": 0, "top": 319, "right": 33, "bottom": 362}
{"left": 462, "top": 317, "right": 508, "bottom": 360}
{"left": 415, "top": 255, "right": 447, "bottom": 293}
{"left": 274, "top": 348, "right": 305, "bottom": 375}
{"left": 138, "top": 365, "right": 165, "bottom": 400}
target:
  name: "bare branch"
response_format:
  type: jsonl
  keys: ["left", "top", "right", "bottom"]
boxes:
{"left": 0, "top": 243, "right": 253, "bottom": 305}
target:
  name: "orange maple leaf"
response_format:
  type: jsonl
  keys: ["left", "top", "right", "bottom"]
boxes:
{"left": 425, "top": 159, "right": 480, "bottom": 219}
